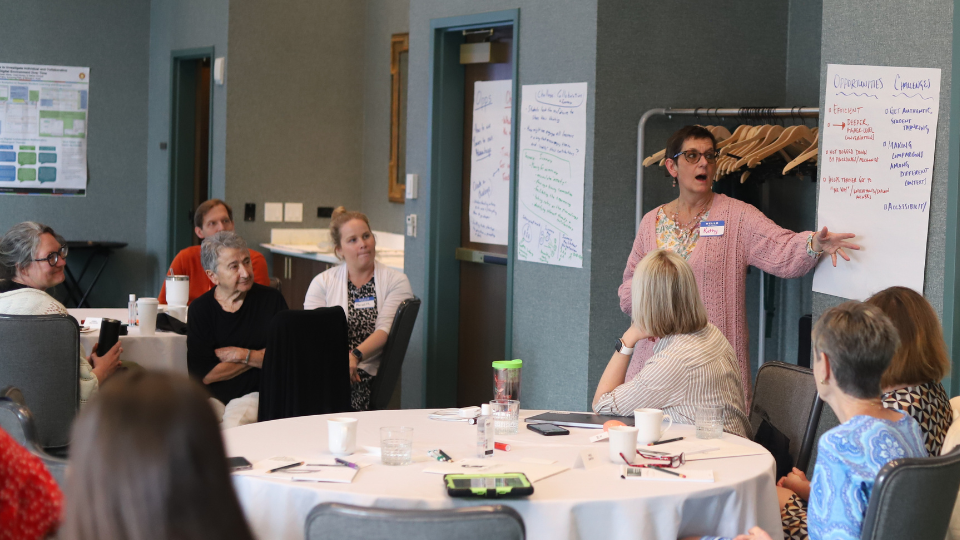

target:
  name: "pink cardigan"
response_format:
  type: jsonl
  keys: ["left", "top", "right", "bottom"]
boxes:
{"left": 619, "top": 193, "right": 818, "bottom": 405}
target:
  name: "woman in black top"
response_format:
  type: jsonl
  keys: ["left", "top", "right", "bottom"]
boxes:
{"left": 187, "top": 231, "right": 287, "bottom": 427}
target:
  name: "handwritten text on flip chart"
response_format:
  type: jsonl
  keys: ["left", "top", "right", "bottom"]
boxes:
{"left": 468, "top": 80, "right": 513, "bottom": 245}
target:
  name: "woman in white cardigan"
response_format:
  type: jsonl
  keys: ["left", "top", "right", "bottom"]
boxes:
{"left": 304, "top": 208, "right": 413, "bottom": 410}
{"left": 0, "top": 222, "right": 122, "bottom": 406}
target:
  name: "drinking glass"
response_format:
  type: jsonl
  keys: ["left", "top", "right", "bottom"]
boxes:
{"left": 695, "top": 404, "right": 725, "bottom": 439}
{"left": 489, "top": 400, "right": 520, "bottom": 435}
{"left": 380, "top": 426, "right": 413, "bottom": 465}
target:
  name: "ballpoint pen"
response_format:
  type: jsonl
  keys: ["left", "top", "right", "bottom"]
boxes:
{"left": 268, "top": 461, "right": 304, "bottom": 473}
{"left": 335, "top": 457, "right": 360, "bottom": 470}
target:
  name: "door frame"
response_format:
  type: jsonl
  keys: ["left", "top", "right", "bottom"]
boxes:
{"left": 423, "top": 10, "right": 520, "bottom": 407}
{"left": 167, "top": 47, "right": 215, "bottom": 264}
{"left": 943, "top": 0, "right": 960, "bottom": 397}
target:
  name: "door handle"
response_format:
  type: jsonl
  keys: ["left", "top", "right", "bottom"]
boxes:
{"left": 455, "top": 247, "right": 507, "bottom": 266}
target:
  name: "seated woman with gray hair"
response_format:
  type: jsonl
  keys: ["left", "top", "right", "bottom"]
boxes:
{"left": 592, "top": 249, "right": 751, "bottom": 438}
{"left": 0, "top": 221, "right": 122, "bottom": 406}
{"left": 187, "top": 231, "right": 287, "bottom": 428}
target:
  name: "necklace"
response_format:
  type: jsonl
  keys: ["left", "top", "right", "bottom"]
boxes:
{"left": 672, "top": 195, "right": 713, "bottom": 242}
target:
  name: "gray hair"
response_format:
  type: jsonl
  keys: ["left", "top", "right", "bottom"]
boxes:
{"left": 812, "top": 301, "right": 900, "bottom": 399}
{"left": 200, "top": 231, "right": 248, "bottom": 274}
{"left": 0, "top": 221, "right": 57, "bottom": 279}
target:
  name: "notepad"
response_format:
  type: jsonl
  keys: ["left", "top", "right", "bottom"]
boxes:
{"left": 235, "top": 456, "right": 374, "bottom": 484}
{"left": 643, "top": 438, "right": 766, "bottom": 461}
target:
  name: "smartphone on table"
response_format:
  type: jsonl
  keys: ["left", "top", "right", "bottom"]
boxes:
{"left": 527, "top": 423, "right": 570, "bottom": 436}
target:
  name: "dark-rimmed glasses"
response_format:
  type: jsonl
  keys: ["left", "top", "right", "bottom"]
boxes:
{"left": 34, "top": 245, "right": 68, "bottom": 266}
{"left": 636, "top": 450, "right": 686, "bottom": 468}
{"left": 672, "top": 150, "right": 719, "bottom": 164}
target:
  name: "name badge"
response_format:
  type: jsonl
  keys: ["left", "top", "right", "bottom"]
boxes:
{"left": 699, "top": 220, "right": 725, "bottom": 237}
{"left": 354, "top": 296, "right": 376, "bottom": 309}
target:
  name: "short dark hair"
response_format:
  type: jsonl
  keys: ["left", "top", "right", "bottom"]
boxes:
{"left": 61, "top": 371, "right": 255, "bottom": 540}
{"left": 665, "top": 125, "right": 717, "bottom": 165}
{"left": 812, "top": 301, "right": 900, "bottom": 399}
{"left": 194, "top": 199, "right": 233, "bottom": 229}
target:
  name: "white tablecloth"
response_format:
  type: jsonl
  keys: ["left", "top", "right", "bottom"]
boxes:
{"left": 67, "top": 308, "right": 187, "bottom": 374}
{"left": 224, "top": 410, "right": 783, "bottom": 540}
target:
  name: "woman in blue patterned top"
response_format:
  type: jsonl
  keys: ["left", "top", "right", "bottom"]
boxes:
{"left": 691, "top": 301, "right": 927, "bottom": 540}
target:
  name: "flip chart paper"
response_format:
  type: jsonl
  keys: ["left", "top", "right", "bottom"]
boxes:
{"left": 468, "top": 79, "right": 512, "bottom": 245}
{"left": 517, "top": 82, "right": 587, "bottom": 268}
{"left": 0, "top": 63, "right": 90, "bottom": 196}
{"left": 813, "top": 64, "right": 941, "bottom": 300}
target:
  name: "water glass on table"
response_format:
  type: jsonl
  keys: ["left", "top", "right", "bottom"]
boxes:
{"left": 380, "top": 426, "right": 413, "bottom": 466}
{"left": 695, "top": 404, "right": 725, "bottom": 439}
{"left": 489, "top": 400, "right": 520, "bottom": 435}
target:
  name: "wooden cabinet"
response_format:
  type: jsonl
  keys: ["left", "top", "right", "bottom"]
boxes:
{"left": 272, "top": 253, "right": 332, "bottom": 310}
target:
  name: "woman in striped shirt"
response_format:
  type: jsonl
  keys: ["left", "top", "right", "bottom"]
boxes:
{"left": 593, "top": 249, "right": 751, "bottom": 438}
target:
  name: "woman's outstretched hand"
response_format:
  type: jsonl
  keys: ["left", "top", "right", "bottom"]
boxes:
{"left": 813, "top": 226, "right": 861, "bottom": 267}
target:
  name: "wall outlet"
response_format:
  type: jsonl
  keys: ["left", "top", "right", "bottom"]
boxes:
{"left": 244, "top": 203, "right": 256, "bottom": 222}
{"left": 405, "top": 173, "right": 418, "bottom": 199}
{"left": 317, "top": 206, "right": 334, "bottom": 218}
{"left": 406, "top": 214, "right": 417, "bottom": 237}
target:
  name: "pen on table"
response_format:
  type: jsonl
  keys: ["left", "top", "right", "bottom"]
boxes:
{"left": 335, "top": 458, "right": 360, "bottom": 470}
{"left": 644, "top": 465, "right": 685, "bottom": 478}
{"left": 268, "top": 461, "right": 304, "bottom": 473}
{"left": 649, "top": 436, "right": 684, "bottom": 446}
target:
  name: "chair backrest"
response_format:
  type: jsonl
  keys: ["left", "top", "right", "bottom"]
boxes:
{"left": 258, "top": 307, "right": 352, "bottom": 421}
{"left": 0, "top": 313, "right": 80, "bottom": 449}
{"left": 750, "top": 361, "right": 819, "bottom": 471}
{"left": 860, "top": 447, "right": 960, "bottom": 540}
{"left": 800, "top": 396, "right": 841, "bottom": 474}
{"left": 269, "top": 277, "right": 282, "bottom": 292}
{"left": 305, "top": 502, "right": 525, "bottom": 540}
{"left": 0, "top": 398, "right": 69, "bottom": 488}
{"left": 368, "top": 298, "right": 420, "bottom": 410}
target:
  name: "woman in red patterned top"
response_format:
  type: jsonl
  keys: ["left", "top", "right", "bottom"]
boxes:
{"left": 0, "top": 426, "right": 63, "bottom": 540}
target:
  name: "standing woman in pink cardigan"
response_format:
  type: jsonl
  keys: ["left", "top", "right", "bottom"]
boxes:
{"left": 620, "top": 126, "right": 860, "bottom": 405}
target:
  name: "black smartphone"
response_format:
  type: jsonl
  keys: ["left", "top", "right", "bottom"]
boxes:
{"left": 527, "top": 423, "right": 569, "bottom": 436}
{"left": 227, "top": 456, "right": 252, "bottom": 472}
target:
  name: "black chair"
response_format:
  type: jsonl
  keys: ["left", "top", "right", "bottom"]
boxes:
{"left": 368, "top": 297, "right": 420, "bottom": 410}
{"left": 305, "top": 502, "right": 525, "bottom": 540}
{"left": 0, "top": 313, "right": 80, "bottom": 452}
{"left": 750, "top": 361, "right": 820, "bottom": 476}
{"left": 258, "top": 307, "right": 352, "bottom": 421}
{"left": 799, "top": 396, "right": 840, "bottom": 474}
{"left": 0, "top": 397, "right": 69, "bottom": 488}
{"left": 860, "top": 447, "right": 960, "bottom": 540}
{"left": 269, "top": 276, "right": 282, "bottom": 293}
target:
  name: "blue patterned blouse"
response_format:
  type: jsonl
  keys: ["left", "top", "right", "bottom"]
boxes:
{"left": 807, "top": 411, "right": 926, "bottom": 540}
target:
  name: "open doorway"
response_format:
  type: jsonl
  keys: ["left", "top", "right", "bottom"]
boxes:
{"left": 168, "top": 49, "right": 213, "bottom": 262}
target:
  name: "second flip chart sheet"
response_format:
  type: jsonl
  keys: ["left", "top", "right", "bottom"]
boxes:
{"left": 517, "top": 82, "right": 587, "bottom": 268}
{"left": 813, "top": 64, "right": 941, "bottom": 300}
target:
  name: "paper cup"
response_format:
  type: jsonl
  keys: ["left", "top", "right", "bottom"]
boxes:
{"left": 608, "top": 425, "right": 639, "bottom": 464}
{"left": 137, "top": 298, "right": 159, "bottom": 336}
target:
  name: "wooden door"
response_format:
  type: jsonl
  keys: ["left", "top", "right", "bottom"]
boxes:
{"left": 456, "top": 27, "right": 513, "bottom": 408}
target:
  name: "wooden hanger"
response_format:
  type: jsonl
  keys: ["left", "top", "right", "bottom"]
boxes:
{"left": 744, "top": 125, "right": 812, "bottom": 168}
{"left": 782, "top": 137, "right": 819, "bottom": 174}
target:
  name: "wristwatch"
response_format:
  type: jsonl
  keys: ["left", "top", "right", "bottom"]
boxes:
{"left": 615, "top": 338, "right": 634, "bottom": 356}
{"left": 351, "top": 348, "right": 363, "bottom": 363}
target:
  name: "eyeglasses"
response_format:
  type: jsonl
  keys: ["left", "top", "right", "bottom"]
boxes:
{"left": 636, "top": 450, "right": 686, "bottom": 468}
{"left": 34, "top": 245, "right": 68, "bottom": 266}
{"left": 672, "top": 150, "right": 719, "bottom": 164}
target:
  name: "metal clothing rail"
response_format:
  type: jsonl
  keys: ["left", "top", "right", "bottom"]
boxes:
{"left": 635, "top": 106, "right": 819, "bottom": 231}
{"left": 634, "top": 106, "right": 819, "bottom": 371}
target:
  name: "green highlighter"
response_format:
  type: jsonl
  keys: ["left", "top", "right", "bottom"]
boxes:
{"left": 443, "top": 472, "right": 534, "bottom": 498}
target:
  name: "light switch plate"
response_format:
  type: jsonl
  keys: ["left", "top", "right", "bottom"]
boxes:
{"left": 406, "top": 214, "right": 417, "bottom": 237}
{"left": 284, "top": 202, "right": 303, "bottom": 222}
{"left": 405, "top": 173, "right": 418, "bottom": 199}
{"left": 264, "top": 202, "right": 283, "bottom": 222}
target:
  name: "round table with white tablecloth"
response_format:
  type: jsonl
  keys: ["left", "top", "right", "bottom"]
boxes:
{"left": 67, "top": 308, "right": 187, "bottom": 374}
{"left": 224, "top": 409, "right": 783, "bottom": 540}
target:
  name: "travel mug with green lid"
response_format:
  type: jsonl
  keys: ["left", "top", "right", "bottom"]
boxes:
{"left": 492, "top": 359, "right": 522, "bottom": 403}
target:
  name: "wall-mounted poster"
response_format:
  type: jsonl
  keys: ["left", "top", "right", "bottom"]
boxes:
{"left": 0, "top": 63, "right": 89, "bottom": 196}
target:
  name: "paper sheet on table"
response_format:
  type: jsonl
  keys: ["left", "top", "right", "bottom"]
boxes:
{"left": 620, "top": 465, "right": 714, "bottom": 483}
{"left": 234, "top": 456, "right": 375, "bottom": 484}
{"left": 641, "top": 438, "right": 766, "bottom": 461}
{"left": 423, "top": 460, "right": 569, "bottom": 483}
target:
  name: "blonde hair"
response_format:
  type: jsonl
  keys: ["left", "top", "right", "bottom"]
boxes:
{"left": 631, "top": 250, "right": 708, "bottom": 338}
{"left": 329, "top": 206, "right": 372, "bottom": 260}
{"left": 865, "top": 286, "right": 950, "bottom": 388}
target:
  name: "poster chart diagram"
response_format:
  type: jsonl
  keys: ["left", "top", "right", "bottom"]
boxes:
{"left": 813, "top": 64, "right": 941, "bottom": 300}
{"left": 0, "top": 63, "right": 89, "bottom": 196}
{"left": 516, "top": 82, "right": 587, "bottom": 268}
{"left": 468, "top": 79, "right": 512, "bottom": 245}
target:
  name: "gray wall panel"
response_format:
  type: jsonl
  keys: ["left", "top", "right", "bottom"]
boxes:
{"left": 0, "top": 0, "right": 152, "bottom": 306}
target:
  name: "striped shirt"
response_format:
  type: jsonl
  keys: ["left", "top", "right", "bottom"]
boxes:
{"left": 594, "top": 323, "right": 752, "bottom": 438}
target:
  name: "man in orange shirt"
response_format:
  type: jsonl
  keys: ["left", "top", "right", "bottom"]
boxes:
{"left": 158, "top": 199, "right": 270, "bottom": 304}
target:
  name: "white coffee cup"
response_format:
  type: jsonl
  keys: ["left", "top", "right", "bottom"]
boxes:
{"left": 634, "top": 408, "right": 674, "bottom": 445}
{"left": 328, "top": 417, "right": 358, "bottom": 456}
{"left": 165, "top": 275, "right": 190, "bottom": 307}
{"left": 608, "top": 425, "right": 639, "bottom": 464}
{"left": 136, "top": 298, "right": 159, "bottom": 336}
